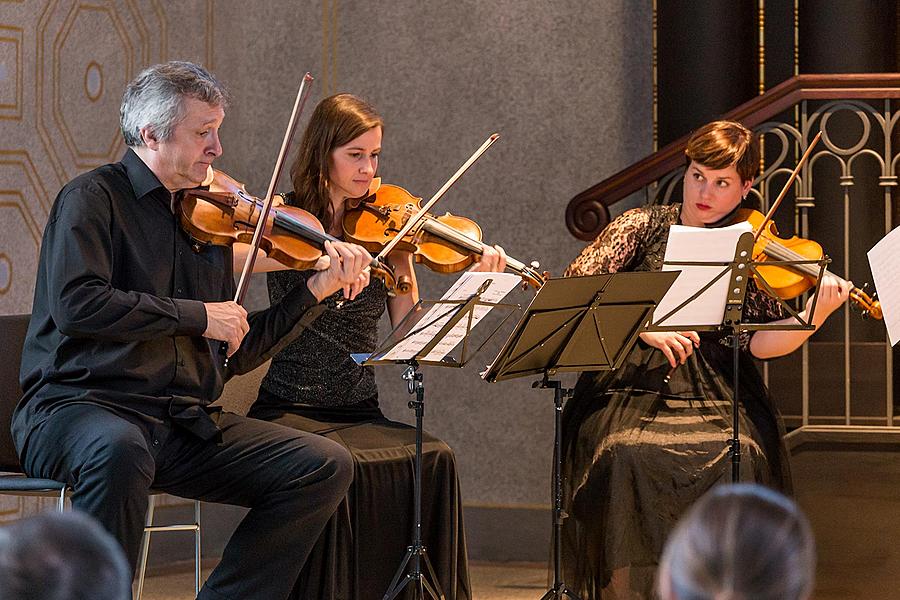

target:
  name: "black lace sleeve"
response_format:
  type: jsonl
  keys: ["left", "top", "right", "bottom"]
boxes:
{"left": 564, "top": 208, "right": 653, "bottom": 276}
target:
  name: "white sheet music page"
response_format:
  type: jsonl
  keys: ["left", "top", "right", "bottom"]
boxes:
{"left": 652, "top": 221, "right": 752, "bottom": 327}
{"left": 381, "top": 272, "right": 520, "bottom": 362}
{"left": 867, "top": 226, "right": 900, "bottom": 345}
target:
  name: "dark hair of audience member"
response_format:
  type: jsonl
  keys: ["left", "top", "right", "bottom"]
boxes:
{"left": 658, "top": 483, "right": 816, "bottom": 600}
{"left": 0, "top": 511, "right": 131, "bottom": 600}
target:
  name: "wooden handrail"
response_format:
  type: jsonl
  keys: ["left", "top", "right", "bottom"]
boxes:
{"left": 566, "top": 73, "right": 900, "bottom": 241}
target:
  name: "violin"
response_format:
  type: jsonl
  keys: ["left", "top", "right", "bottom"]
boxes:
{"left": 178, "top": 169, "right": 409, "bottom": 294}
{"left": 735, "top": 207, "right": 882, "bottom": 320}
{"left": 342, "top": 182, "right": 547, "bottom": 288}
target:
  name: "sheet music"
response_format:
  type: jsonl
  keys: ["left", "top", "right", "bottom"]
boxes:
{"left": 867, "top": 226, "right": 900, "bottom": 345}
{"left": 653, "top": 221, "right": 752, "bottom": 327}
{"left": 380, "top": 272, "right": 520, "bottom": 361}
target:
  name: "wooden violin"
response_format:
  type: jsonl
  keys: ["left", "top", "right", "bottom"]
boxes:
{"left": 178, "top": 169, "right": 409, "bottom": 294}
{"left": 342, "top": 182, "right": 547, "bottom": 289}
{"left": 735, "top": 207, "right": 881, "bottom": 319}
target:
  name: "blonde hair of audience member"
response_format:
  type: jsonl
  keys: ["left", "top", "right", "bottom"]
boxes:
{"left": 658, "top": 484, "right": 815, "bottom": 600}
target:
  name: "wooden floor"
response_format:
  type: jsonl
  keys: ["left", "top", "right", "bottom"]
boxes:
{"left": 138, "top": 561, "right": 549, "bottom": 600}
{"left": 792, "top": 448, "right": 900, "bottom": 600}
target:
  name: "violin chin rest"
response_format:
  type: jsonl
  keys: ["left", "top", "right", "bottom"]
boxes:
{"left": 202, "top": 165, "right": 215, "bottom": 187}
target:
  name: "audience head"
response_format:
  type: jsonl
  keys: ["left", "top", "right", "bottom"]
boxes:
{"left": 0, "top": 511, "right": 131, "bottom": 600}
{"left": 658, "top": 483, "right": 815, "bottom": 600}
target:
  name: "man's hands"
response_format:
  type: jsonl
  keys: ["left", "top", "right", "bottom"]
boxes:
{"left": 204, "top": 241, "right": 372, "bottom": 356}
{"left": 203, "top": 301, "right": 249, "bottom": 357}
{"left": 639, "top": 330, "right": 701, "bottom": 368}
{"left": 307, "top": 240, "right": 372, "bottom": 302}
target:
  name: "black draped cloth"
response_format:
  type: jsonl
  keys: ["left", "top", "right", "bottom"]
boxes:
{"left": 248, "top": 268, "right": 471, "bottom": 600}
{"left": 560, "top": 204, "right": 792, "bottom": 599}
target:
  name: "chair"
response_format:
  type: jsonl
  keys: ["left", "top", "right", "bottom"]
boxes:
{"left": 0, "top": 314, "right": 201, "bottom": 599}
{"left": 0, "top": 314, "right": 68, "bottom": 509}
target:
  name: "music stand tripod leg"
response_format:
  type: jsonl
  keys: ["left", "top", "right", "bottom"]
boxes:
{"left": 729, "top": 324, "right": 741, "bottom": 484}
{"left": 382, "top": 362, "right": 445, "bottom": 600}
{"left": 536, "top": 376, "right": 582, "bottom": 600}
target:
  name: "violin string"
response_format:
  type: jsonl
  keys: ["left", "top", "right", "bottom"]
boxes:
{"left": 757, "top": 232, "right": 878, "bottom": 315}
{"left": 762, "top": 238, "right": 866, "bottom": 300}
{"left": 760, "top": 240, "right": 820, "bottom": 278}
{"left": 273, "top": 207, "right": 391, "bottom": 276}
{"left": 271, "top": 210, "right": 335, "bottom": 247}
{"left": 421, "top": 216, "right": 531, "bottom": 273}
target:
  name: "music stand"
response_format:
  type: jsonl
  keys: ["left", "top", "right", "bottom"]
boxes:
{"left": 483, "top": 271, "right": 679, "bottom": 600}
{"left": 355, "top": 275, "right": 518, "bottom": 600}
{"left": 649, "top": 229, "right": 824, "bottom": 482}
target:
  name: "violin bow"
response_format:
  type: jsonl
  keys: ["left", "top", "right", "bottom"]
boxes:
{"left": 752, "top": 130, "right": 822, "bottom": 243}
{"left": 373, "top": 133, "right": 501, "bottom": 263}
{"left": 233, "top": 72, "right": 315, "bottom": 305}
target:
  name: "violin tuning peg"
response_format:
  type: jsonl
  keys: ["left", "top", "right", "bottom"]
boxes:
{"left": 530, "top": 260, "right": 541, "bottom": 269}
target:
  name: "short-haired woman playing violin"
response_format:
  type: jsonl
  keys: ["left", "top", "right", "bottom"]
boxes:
{"left": 560, "top": 120, "right": 851, "bottom": 600}
{"left": 244, "top": 94, "right": 503, "bottom": 600}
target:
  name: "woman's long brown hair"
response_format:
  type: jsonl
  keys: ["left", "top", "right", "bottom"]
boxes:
{"left": 288, "top": 93, "right": 383, "bottom": 231}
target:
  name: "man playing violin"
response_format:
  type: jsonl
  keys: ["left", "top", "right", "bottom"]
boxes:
{"left": 12, "top": 61, "right": 373, "bottom": 600}
{"left": 560, "top": 120, "right": 851, "bottom": 599}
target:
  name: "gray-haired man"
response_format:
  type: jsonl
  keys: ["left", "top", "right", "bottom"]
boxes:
{"left": 13, "top": 61, "right": 369, "bottom": 599}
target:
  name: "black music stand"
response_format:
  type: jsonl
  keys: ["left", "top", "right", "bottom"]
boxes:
{"left": 483, "top": 271, "right": 679, "bottom": 600}
{"left": 649, "top": 229, "right": 823, "bottom": 482}
{"left": 355, "top": 276, "right": 518, "bottom": 600}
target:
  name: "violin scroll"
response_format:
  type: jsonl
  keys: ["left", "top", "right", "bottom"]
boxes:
{"left": 849, "top": 284, "right": 882, "bottom": 320}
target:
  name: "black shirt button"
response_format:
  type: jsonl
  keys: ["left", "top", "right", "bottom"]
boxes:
{"left": 152, "top": 439, "right": 160, "bottom": 446}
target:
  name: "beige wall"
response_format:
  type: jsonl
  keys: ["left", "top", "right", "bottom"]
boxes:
{"left": 0, "top": 0, "right": 652, "bottom": 519}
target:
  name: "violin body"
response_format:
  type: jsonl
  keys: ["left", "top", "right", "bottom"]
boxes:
{"left": 180, "top": 169, "right": 329, "bottom": 269}
{"left": 343, "top": 183, "right": 484, "bottom": 272}
{"left": 739, "top": 208, "right": 824, "bottom": 300}
{"left": 343, "top": 183, "right": 546, "bottom": 288}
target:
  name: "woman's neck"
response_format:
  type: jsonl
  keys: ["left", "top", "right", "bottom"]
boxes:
{"left": 327, "top": 195, "right": 345, "bottom": 237}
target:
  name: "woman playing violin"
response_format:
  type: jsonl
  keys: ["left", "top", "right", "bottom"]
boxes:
{"left": 243, "top": 93, "right": 504, "bottom": 600}
{"left": 560, "top": 120, "right": 850, "bottom": 600}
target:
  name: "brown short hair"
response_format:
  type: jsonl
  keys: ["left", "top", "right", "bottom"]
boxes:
{"left": 685, "top": 120, "right": 760, "bottom": 183}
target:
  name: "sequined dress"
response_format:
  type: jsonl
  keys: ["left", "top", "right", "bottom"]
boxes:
{"left": 248, "top": 269, "right": 471, "bottom": 600}
{"left": 560, "top": 204, "right": 792, "bottom": 599}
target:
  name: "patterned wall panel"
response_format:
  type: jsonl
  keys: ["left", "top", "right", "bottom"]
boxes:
{"left": 0, "top": 24, "right": 23, "bottom": 119}
{"left": 0, "top": 0, "right": 213, "bottom": 315}
{"left": 0, "top": 0, "right": 214, "bottom": 521}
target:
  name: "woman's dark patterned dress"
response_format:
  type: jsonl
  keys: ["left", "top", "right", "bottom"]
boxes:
{"left": 561, "top": 204, "right": 791, "bottom": 599}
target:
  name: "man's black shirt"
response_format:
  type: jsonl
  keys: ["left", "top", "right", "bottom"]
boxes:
{"left": 13, "top": 149, "right": 323, "bottom": 447}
